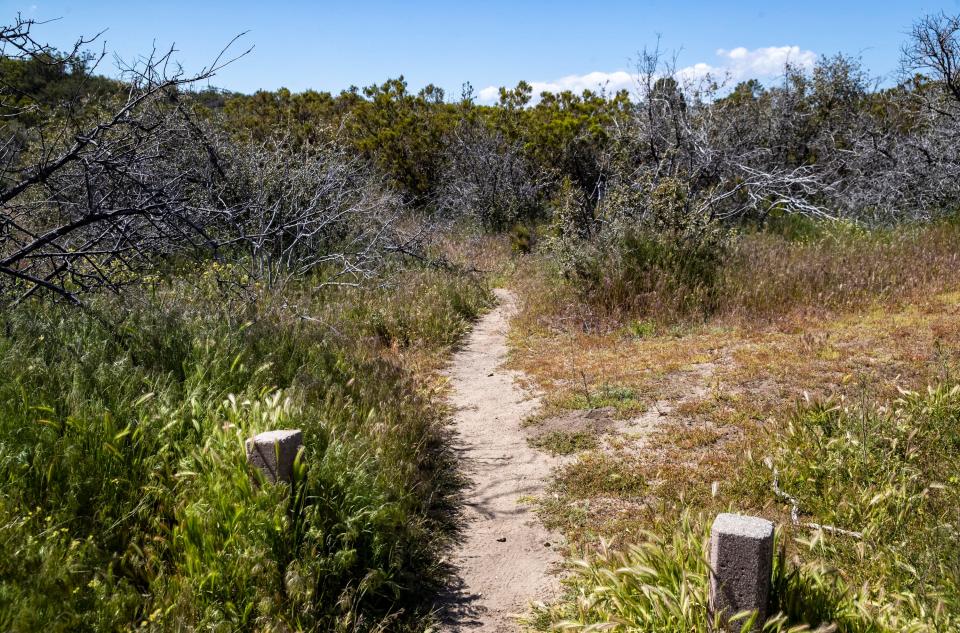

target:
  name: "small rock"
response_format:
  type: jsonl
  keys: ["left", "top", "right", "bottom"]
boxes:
{"left": 496, "top": 537, "right": 507, "bottom": 542}
{"left": 543, "top": 542, "right": 551, "bottom": 548}
{"left": 487, "top": 372, "right": 494, "bottom": 377}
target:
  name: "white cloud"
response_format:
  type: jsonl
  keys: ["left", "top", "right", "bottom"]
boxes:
{"left": 714, "top": 45, "right": 817, "bottom": 78}
{"left": 476, "top": 45, "right": 817, "bottom": 103}
{"left": 476, "top": 70, "right": 634, "bottom": 104}
{"left": 477, "top": 85, "right": 501, "bottom": 102}
{"left": 674, "top": 62, "right": 716, "bottom": 83}
{"left": 528, "top": 70, "right": 635, "bottom": 96}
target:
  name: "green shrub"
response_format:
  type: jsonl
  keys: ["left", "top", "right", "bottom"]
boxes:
{"left": 546, "top": 176, "right": 733, "bottom": 320}
{"left": 511, "top": 223, "right": 533, "bottom": 254}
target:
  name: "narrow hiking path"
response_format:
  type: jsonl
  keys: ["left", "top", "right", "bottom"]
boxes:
{"left": 440, "top": 288, "right": 562, "bottom": 632}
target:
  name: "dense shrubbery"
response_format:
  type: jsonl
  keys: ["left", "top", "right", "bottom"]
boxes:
{"left": 546, "top": 176, "right": 734, "bottom": 318}
{"left": 6, "top": 13, "right": 960, "bottom": 308}
{"left": 437, "top": 117, "right": 546, "bottom": 231}
{"left": 0, "top": 19, "right": 500, "bottom": 631}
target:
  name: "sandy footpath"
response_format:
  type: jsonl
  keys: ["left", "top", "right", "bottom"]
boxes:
{"left": 438, "top": 288, "right": 562, "bottom": 632}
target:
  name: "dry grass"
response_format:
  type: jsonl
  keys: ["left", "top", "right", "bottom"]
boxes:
{"left": 507, "top": 224, "right": 960, "bottom": 548}
{"left": 718, "top": 222, "right": 960, "bottom": 320}
{"left": 435, "top": 229, "right": 516, "bottom": 280}
{"left": 529, "top": 429, "right": 599, "bottom": 455}
{"left": 514, "top": 220, "right": 960, "bottom": 331}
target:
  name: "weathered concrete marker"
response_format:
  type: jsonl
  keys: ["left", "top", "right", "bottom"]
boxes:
{"left": 709, "top": 513, "right": 774, "bottom": 632}
{"left": 245, "top": 429, "right": 303, "bottom": 483}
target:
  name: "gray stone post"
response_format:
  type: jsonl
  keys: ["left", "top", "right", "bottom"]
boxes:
{"left": 709, "top": 513, "right": 774, "bottom": 632}
{"left": 245, "top": 429, "right": 303, "bottom": 483}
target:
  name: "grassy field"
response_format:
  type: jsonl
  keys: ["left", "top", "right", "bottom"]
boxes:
{"left": 507, "top": 221, "right": 960, "bottom": 631}
{"left": 3, "top": 219, "right": 958, "bottom": 632}
{"left": 0, "top": 267, "right": 491, "bottom": 632}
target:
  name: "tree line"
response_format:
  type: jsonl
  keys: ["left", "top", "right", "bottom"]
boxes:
{"left": 2, "top": 11, "right": 960, "bottom": 305}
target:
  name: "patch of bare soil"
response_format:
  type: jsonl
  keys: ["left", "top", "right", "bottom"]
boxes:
{"left": 527, "top": 356, "right": 742, "bottom": 545}
{"left": 531, "top": 407, "right": 617, "bottom": 436}
{"left": 438, "top": 289, "right": 563, "bottom": 632}
{"left": 615, "top": 360, "right": 717, "bottom": 449}
{"left": 533, "top": 360, "right": 720, "bottom": 453}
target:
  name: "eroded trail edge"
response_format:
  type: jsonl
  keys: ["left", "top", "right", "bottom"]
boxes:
{"left": 440, "top": 288, "right": 562, "bottom": 632}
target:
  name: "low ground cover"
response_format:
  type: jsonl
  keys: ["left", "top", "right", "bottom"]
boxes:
{"left": 510, "top": 223, "right": 960, "bottom": 631}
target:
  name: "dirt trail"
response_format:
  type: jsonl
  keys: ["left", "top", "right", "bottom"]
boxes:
{"left": 439, "top": 288, "right": 562, "bottom": 632}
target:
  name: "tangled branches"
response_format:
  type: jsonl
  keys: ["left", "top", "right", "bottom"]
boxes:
{"left": 435, "top": 118, "right": 547, "bottom": 231}
{"left": 0, "top": 16, "right": 417, "bottom": 305}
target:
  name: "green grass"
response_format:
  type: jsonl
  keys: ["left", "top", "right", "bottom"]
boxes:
{"left": 553, "top": 451, "right": 647, "bottom": 499}
{"left": 529, "top": 430, "right": 599, "bottom": 456}
{"left": 0, "top": 268, "right": 491, "bottom": 632}
{"left": 628, "top": 319, "right": 658, "bottom": 339}
{"left": 741, "top": 384, "right": 960, "bottom": 631}
{"left": 563, "top": 385, "right": 645, "bottom": 416}
{"left": 536, "top": 385, "right": 960, "bottom": 632}
{"left": 528, "top": 512, "right": 915, "bottom": 633}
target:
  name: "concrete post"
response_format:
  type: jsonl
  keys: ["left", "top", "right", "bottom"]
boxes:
{"left": 245, "top": 429, "right": 303, "bottom": 483}
{"left": 709, "top": 513, "right": 774, "bottom": 632}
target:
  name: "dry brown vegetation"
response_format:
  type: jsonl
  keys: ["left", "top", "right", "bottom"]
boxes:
{"left": 506, "top": 222, "right": 960, "bottom": 548}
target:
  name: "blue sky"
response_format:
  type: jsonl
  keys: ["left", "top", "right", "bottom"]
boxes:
{"left": 7, "top": 1, "right": 960, "bottom": 100}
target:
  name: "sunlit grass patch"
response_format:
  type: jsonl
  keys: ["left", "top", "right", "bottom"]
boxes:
{"left": 536, "top": 382, "right": 960, "bottom": 631}
{"left": 510, "top": 222, "right": 960, "bottom": 630}
{"left": 0, "top": 266, "right": 491, "bottom": 631}
{"left": 529, "top": 430, "right": 599, "bottom": 456}
{"left": 560, "top": 383, "right": 645, "bottom": 415}
{"left": 553, "top": 451, "right": 647, "bottom": 499}
{"left": 528, "top": 511, "right": 942, "bottom": 632}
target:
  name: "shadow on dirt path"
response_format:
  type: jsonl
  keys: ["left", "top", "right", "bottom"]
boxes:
{"left": 437, "top": 289, "right": 562, "bottom": 632}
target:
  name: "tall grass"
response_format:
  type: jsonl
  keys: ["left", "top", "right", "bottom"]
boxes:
{"left": 718, "top": 220, "right": 960, "bottom": 321}
{"left": 531, "top": 512, "right": 949, "bottom": 632}
{"left": 531, "top": 514, "right": 855, "bottom": 632}
{"left": 516, "top": 218, "right": 960, "bottom": 329}
{"left": 0, "top": 268, "right": 491, "bottom": 631}
{"left": 744, "top": 384, "right": 960, "bottom": 631}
